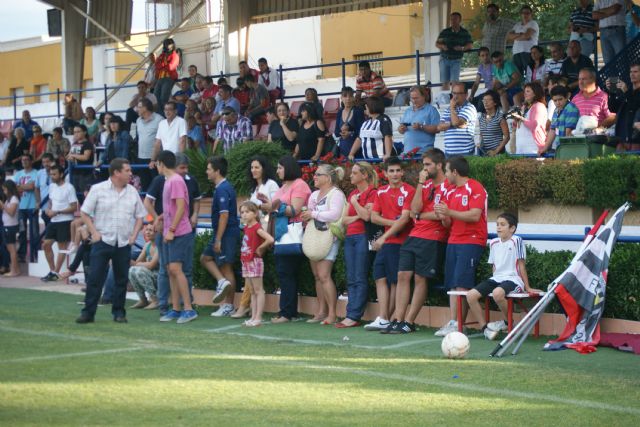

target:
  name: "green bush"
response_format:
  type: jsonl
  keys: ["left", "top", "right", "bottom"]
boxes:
{"left": 495, "top": 159, "right": 543, "bottom": 209}
{"left": 538, "top": 160, "right": 586, "bottom": 205}
{"left": 583, "top": 156, "right": 640, "bottom": 210}
{"left": 467, "top": 155, "right": 511, "bottom": 209}
{"left": 225, "top": 141, "right": 288, "bottom": 196}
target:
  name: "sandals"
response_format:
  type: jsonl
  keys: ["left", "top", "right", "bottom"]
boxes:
{"left": 271, "top": 316, "right": 291, "bottom": 324}
{"left": 335, "top": 320, "right": 361, "bottom": 328}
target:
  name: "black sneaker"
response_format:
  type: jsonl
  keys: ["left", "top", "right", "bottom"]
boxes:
{"left": 380, "top": 320, "right": 398, "bottom": 334}
{"left": 40, "top": 272, "right": 55, "bottom": 282}
{"left": 388, "top": 321, "right": 416, "bottom": 334}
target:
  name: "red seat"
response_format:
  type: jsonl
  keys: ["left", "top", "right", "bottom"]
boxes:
{"left": 289, "top": 100, "right": 304, "bottom": 118}
{"left": 0, "top": 120, "right": 12, "bottom": 139}
{"left": 327, "top": 119, "right": 337, "bottom": 135}
{"left": 323, "top": 98, "right": 340, "bottom": 116}
{"left": 256, "top": 124, "right": 269, "bottom": 140}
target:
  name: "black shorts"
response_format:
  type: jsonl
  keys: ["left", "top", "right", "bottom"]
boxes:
{"left": 473, "top": 279, "right": 520, "bottom": 298}
{"left": 3, "top": 225, "right": 18, "bottom": 244}
{"left": 398, "top": 237, "right": 446, "bottom": 279}
{"left": 44, "top": 221, "right": 72, "bottom": 243}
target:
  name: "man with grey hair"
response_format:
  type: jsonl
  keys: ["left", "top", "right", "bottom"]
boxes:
{"left": 144, "top": 151, "right": 201, "bottom": 316}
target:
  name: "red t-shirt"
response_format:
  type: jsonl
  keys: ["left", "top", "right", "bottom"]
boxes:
{"left": 372, "top": 183, "right": 415, "bottom": 244}
{"left": 445, "top": 178, "right": 488, "bottom": 246}
{"left": 346, "top": 186, "right": 377, "bottom": 236}
{"left": 409, "top": 179, "right": 452, "bottom": 243}
{"left": 202, "top": 85, "right": 219, "bottom": 100}
{"left": 240, "top": 222, "right": 263, "bottom": 262}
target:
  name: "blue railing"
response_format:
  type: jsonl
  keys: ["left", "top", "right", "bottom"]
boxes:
{"left": 2, "top": 37, "right": 595, "bottom": 123}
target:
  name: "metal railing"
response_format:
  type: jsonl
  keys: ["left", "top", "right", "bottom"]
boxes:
{"left": 2, "top": 37, "right": 598, "bottom": 123}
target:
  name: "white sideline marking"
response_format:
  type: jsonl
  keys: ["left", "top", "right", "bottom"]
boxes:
{"left": 3, "top": 324, "right": 640, "bottom": 416}
{"left": 203, "top": 321, "right": 272, "bottom": 333}
{"left": 0, "top": 347, "right": 146, "bottom": 364}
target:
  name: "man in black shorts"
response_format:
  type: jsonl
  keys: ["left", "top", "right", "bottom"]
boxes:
{"left": 41, "top": 165, "right": 78, "bottom": 282}
{"left": 382, "top": 149, "right": 450, "bottom": 334}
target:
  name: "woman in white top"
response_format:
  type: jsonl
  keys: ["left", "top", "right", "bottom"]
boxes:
{"left": 512, "top": 82, "right": 547, "bottom": 155}
{"left": 508, "top": 5, "right": 539, "bottom": 76}
{"left": 0, "top": 180, "right": 20, "bottom": 276}
{"left": 300, "top": 164, "right": 346, "bottom": 325}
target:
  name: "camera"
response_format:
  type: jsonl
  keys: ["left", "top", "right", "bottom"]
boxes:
{"left": 503, "top": 107, "right": 522, "bottom": 120}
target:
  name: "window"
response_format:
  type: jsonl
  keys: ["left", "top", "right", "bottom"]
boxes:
{"left": 11, "top": 87, "right": 25, "bottom": 106}
{"left": 354, "top": 52, "right": 384, "bottom": 76}
{"left": 36, "top": 84, "right": 50, "bottom": 103}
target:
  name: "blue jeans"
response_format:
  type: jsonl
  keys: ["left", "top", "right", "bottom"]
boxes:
{"left": 81, "top": 241, "right": 131, "bottom": 319}
{"left": 275, "top": 253, "right": 304, "bottom": 319}
{"left": 600, "top": 26, "right": 626, "bottom": 65}
{"left": 439, "top": 57, "right": 461, "bottom": 84}
{"left": 155, "top": 77, "right": 176, "bottom": 113}
{"left": 18, "top": 209, "right": 39, "bottom": 262}
{"left": 344, "top": 234, "right": 369, "bottom": 321}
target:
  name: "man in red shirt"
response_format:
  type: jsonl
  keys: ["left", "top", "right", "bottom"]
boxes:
{"left": 434, "top": 156, "right": 488, "bottom": 336}
{"left": 382, "top": 149, "right": 450, "bottom": 334}
{"left": 355, "top": 61, "right": 393, "bottom": 107}
{"left": 364, "top": 157, "right": 415, "bottom": 331}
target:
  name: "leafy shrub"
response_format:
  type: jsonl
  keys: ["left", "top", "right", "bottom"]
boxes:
{"left": 583, "top": 155, "right": 640, "bottom": 210}
{"left": 468, "top": 155, "right": 511, "bottom": 209}
{"left": 538, "top": 159, "right": 586, "bottom": 205}
{"left": 225, "top": 141, "right": 288, "bottom": 196}
{"left": 495, "top": 158, "right": 543, "bottom": 209}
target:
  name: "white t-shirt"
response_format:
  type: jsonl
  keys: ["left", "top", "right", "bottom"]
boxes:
{"left": 2, "top": 196, "right": 19, "bottom": 226}
{"left": 48, "top": 182, "right": 78, "bottom": 223}
{"left": 488, "top": 235, "right": 527, "bottom": 290}
{"left": 512, "top": 20, "right": 539, "bottom": 54}
{"left": 595, "top": 0, "right": 625, "bottom": 28}
{"left": 136, "top": 112, "right": 163, "bottom": 159}
{"left": 249, "top": 179, "right": 280, "bottom": 228}
{"left": 155, "top": 116, "right": 187, "bottom": 153}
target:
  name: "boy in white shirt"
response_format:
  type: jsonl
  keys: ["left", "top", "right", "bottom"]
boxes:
{"left": 466, "top": 212, "right": 541, "bottom": 340}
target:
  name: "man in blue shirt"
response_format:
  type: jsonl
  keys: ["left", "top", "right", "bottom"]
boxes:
{"left": 14, "top": 154, "right": 39, "bottom": 262}
{"left": 200, "top": 156, "right": 240, "bottom": 317}
{"left": 437, "top": 83, "right": 478, "bottom": 157}
{"left": 13, "top": 110, "right": 39, "bottom": 142}
{"left": 398, "top": 86, "right": 440, "bottom": 157}
{"left": 171, "top": 78, "right": 194, "bottom": 117}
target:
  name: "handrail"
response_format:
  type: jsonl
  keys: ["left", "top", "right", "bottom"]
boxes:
{"left": 2, "top": 35, "right": 591, "bottom": 123}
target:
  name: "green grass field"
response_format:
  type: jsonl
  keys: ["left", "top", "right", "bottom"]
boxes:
{"left": 1, "top": 287, "right": 639, "bottom": 426}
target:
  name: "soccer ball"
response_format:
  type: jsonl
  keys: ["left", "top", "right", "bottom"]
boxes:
{"left": 441, "top": 331, "right": 470, "bottom": 359}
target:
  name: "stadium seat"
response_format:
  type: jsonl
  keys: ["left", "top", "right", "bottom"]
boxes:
{"left": 256, "top": 124, "right": 269, "bottom": 141}
{"left": 0, "top": 120, "right": 12, "bottom": 139}
{"left": 290, "top": 100, "right": 304, "bottom": 118}
{"left": 323, "top": 97, "right": 340, "bottom": 119}
{"left": 326, "top": 119, "right": 336, "bottom": 135}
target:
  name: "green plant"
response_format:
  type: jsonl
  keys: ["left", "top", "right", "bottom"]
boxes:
{"left": 192, "top": 229, "right": 214, "bottom": 289}
{"left": 185, "top": 147, "right": 215, "bottom": 197}
{"left": 495, "top": 158, "right": 543, "bottom": 209}
{"left": 605, "top": 243, "right": 640, "bottom": 320}
{"left": 538, "top": 159, "right": 586, "bottom": 205}
{"left": 468, "top": 155, "right": 511, "bottom": 209}
{"left": 225, "top": 141, "right": 288, "bottom": 196}
{"left": 583, "top": 155, "right": 640, "bottom": 210}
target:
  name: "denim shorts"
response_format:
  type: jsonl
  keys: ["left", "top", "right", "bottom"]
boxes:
{"left": 202, "top": 232, "right": 240, "bottom": 266}
{"left": 444, "top": 243, "right": 485, "bottom": 289}
{"left": 439, "top": 57, "right": 462, "bottom": 83}
{"left": 162, "top": 233, "right": 194, "bottom": 265}
{"left": 373, "top": 243, "right": 402, "bottom": 285}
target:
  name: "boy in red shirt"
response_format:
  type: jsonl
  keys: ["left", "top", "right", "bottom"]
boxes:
{"left": 434, "top": 156, "right": 488, "bottom": 336}
{"left": 383, "top": 148, "right": 450, "bottom": 334}
{"left": 364, "top": 157, "right": 415, "bottom": 331}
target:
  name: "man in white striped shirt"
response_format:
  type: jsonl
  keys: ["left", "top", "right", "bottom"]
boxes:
{"left": 77, "top": 158, "right": 146, "bottom": 324}
{"left": 437, "top": 82, "right": 478, "bottom": 156}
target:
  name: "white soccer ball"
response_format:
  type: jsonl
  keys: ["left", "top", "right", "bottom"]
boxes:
{"left": 441, "top": 331, "right": 470, "bottom": 359}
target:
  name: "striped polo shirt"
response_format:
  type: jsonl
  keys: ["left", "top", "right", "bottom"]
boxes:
{"left": 441, "top": 101, "right": 478, "bottom": 155}
{"left": 570, "top": 4, "right": 596, "bottom": 31}
{"left": 571, "top": 87, "right": 612, "bottom": 126}
{"left": 479, "top": 108, "right": 504, "bottom": 151}
{"left": 359, "top": 114, "right": 393, "bottom": 159}
{"left": 551, "top": 102, "right": 580, "bottom": 148}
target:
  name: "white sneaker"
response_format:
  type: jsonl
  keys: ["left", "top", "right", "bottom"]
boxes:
{"left": 487, "top": 320, "right": 507, "bottom": 332}
{"left": 484, "top": 326, "right": 500, "bottom": 341}
{"left": 212, "top": 279, "right": 232, "bottom": 304}
{"left": 363, "top": 316, "right": 390, "bottom": 331}
{"left": 210, "top": 303, "right": 235, "bottom": 317}
{"left": 435, "top": 320, "right": 458, "bottom": 336}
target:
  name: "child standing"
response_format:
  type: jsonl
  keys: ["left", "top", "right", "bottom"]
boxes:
{"left": 466, "top": 212, "right": 542, "bottom": 340}
{"left": 239, "top": 201, "right": 274, "bottom": 327}
{"left": 129, "top": 223, "right": 160, "bottom": 309}
{"left": 0, "top": 181, "right": 20, "bottom": 277}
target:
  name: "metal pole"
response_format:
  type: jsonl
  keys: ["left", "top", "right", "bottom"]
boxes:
{"left": 594, "top": 35, "right": 599, "bottom": 73}
{"left": 278, "top": 64, "right": 284, "bottom": 102}
{"left": 56, "top": 89, "right": 61, "bottom": 118}
{"left": 13, "top": 92, "right": 17, "bottom": 121}
{"left": 415, "top": 49, "right": 421, "bottom": 86}
{"left": 341, "top": 58, "right": 346, "bottom": 89}
{"left": 103, "top": 84, "right": 108, "bottom": 112}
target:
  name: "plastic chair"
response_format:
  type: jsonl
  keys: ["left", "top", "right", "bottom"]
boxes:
{"left": 289, "top": 101, "right": 304, "bottom": 118}
{"left": 256, "top": 124, "right": 269, "bottom": 141}
{"left": 323, "top": 98, "right": 340, "bottom": 118}
{"left": 326, "top": 119, "right": 337, "bottom": 135}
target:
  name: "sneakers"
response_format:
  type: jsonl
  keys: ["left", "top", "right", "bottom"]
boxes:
{"left": 484, "top": 325, "right": 500, "bottom": 341}
{"left": 379, "top": 320, "right": 398, "bottom": 334}
{"left": 210, "top": 303, "right": 235, "bottom": 317}
{"left": 487, "top": 320, "right": 508, "bottom": 332}
{"left": 176, "top": 309, "right": 198, "bottom": 324}
{"left": 435, "top": 320, "right": 458, "bottom": 336}
{"left": 364, "top": 316, "right": 390, "bottom": 331}
{"left": 159, "top": 310, "right": 181, "bottom": 322}
{"left": 212, "top": 279, "right": 232, "bottom": 304}
{"left": 389, "top": 321, "right": 416, "bottom": 335}
{"left": 40, "top": 272, "right": 60, "bottom": 282}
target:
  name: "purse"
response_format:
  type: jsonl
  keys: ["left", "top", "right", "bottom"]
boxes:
{"left": 274, "top": 221, "right": 304, "bottom": 256}
{"left": 302, "top": 219, "right": 334, "bottom": 261}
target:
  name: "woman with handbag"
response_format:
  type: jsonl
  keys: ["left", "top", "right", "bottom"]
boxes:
{"left": 301, "top": 164, "right": 346, "bottom": 325}
{"left": 336, "top": 162, "right": 378, "bottom": 328}
{"left": 268, "top": 156, "right": 311, "bottom": 324}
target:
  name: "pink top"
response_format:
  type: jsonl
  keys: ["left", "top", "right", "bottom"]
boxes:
{"left": 308, "top": 188, "right": 346, "bottom": 223}
{"left": 521, "top": 102, "right": 547, "bottom": 148}
{"left": 162, "top": 173, "right": 192, "bottom": 237}
{"left": 572, "top": 87, "right": 612, "bottom": 126}
{"left": 274, "top": 178, "right": 311, "bottom": 222}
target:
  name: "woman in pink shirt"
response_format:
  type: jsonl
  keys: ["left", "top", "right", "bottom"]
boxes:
{"left": 300, "top": 164, "right": 346, "bottom": 325}
{"left": 512, "top": 81, "right": 547, "bottom": 154}
{"left": 268, "top": 156, "right": 311, "bottom": 324}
